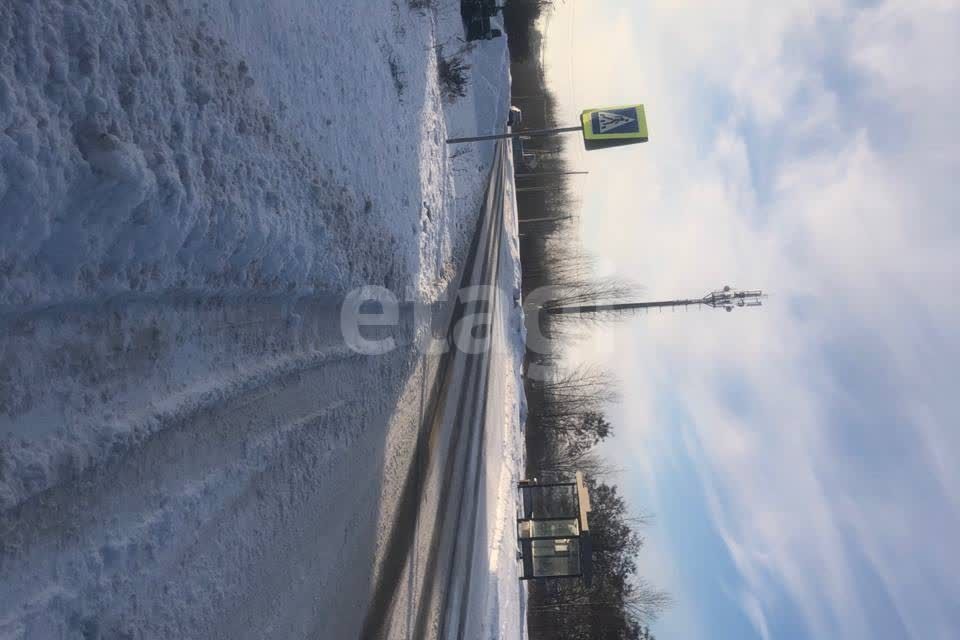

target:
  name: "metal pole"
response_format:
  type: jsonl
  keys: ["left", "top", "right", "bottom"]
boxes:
{"left": 516, "top": 185, "right": 565, "bottom": 193}
{"left": 525, "top": 148, "right": 564, "bottom": 156}
{"left": 546, "top": 300, "right": 704, "bottom": 315}
{"left": 516, "top": 171, "right": 589, "bottom": 179}
{"left": 519, "top": 215, "right": 573, "bottom": 224}
{"left": 446, "top": 125, "right": 581, "bottom": 144}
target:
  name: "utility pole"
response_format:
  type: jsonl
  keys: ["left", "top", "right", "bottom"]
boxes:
{"left": 516, "top": 171, "right": 589, "bottom": 179}
{"left": 523, "top": 148, "right": 564, "bottom": 156}
{"left": 519, "top": 215, "right": 573, "bottom": 224}
{"left": 516, "top": 185, "right": 567, "bottom": 194}
{"left": 546, "top": 286, "right": 766, "bottom": 315}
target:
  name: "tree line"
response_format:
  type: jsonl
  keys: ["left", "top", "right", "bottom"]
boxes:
{"left": 523, "top": 360, "right": 670, "bottom": 639}
{"left": 504, "top": 3, "right": 669, "bottom": 638}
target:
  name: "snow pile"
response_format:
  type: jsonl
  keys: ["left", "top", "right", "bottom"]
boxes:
{"left": 0, "top": 0, "right": 488, "bottom": 510}
{"left": 0, "top": 0, "right": 512, "bottom": 313}
{"left": 480, "top": 138, "right": 530, "bottom": 640}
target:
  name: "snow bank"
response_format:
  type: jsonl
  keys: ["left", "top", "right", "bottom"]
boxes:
{"left": 0, "top": 0, "right": 497, "bottom": 511}
{"left": 0, "top": 0, "right": 478, "bottom": 311}
{"left": 480, "top": 136, "right": 530, "bottom": 640}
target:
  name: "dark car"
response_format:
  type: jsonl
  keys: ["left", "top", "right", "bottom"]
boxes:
{"left": 462, "top": 0, "right": 503, "bottom": 41}
{"left": 462, "top": 0, "right": 502, "bottom": 18}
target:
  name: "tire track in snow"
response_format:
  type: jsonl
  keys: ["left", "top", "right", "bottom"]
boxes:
{"left": 0, "top": 291, "right": 421, "bottom": 510}
{"left": 0, "top": 326, "right": 421, "bottom": 638}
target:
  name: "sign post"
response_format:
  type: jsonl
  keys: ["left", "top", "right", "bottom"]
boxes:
{"left": 445, "top": 103, "right": 649, "bottom": 151}
{"left": 446, "top": 125, "right": 582, "bottom": 144}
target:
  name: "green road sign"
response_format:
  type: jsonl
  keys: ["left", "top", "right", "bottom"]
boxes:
{"left": 580, "top": 104, "right": 648, "bottom": 150}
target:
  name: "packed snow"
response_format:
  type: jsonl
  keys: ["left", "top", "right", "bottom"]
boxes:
{"left": 473, "top": 146, "right": 529, "bottom": 640}
{"left": 0, "top": 0, "right": 526, "bottom": 638}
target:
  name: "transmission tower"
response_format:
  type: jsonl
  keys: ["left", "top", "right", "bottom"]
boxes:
{"left": 546, "top": 286, "right": 766, "bottom": 316}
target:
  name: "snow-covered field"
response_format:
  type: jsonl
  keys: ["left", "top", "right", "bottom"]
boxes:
{"left": 1, "top": 0, "right": 526, "bottom": 638}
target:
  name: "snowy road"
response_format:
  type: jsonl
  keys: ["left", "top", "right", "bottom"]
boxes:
{"left": 360, "top": 143, "right": 513, "bottom": 640}
{"left": 0, "top": 142, "right": 522, "bottom": 639}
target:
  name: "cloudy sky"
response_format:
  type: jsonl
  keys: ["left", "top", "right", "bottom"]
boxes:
{"left": 541, "top": 1, "right": 959, "bottom": 638}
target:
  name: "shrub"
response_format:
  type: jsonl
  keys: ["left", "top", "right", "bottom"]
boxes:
{"left": 437, "top": 49, "right": 471, "bottom": 102}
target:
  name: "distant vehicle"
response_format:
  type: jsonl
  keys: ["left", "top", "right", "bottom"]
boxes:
{"left": 512, "top": 136, "right": 540, "bottom": 172}
{"left": 465, "top": 17, "right": 502, "bottom": 41}
{"left": 507, "top": 106, "right": 523, "bottom": 128}
{"left": 462, "top": 0, "right": 504, "bottom": 41}
{"left": 462, "top": 0, "right": 503, "bottom": 18}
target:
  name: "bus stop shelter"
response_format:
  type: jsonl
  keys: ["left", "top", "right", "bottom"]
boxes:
{"left": 517, "top": 471, "right": 593, "bottom": 585}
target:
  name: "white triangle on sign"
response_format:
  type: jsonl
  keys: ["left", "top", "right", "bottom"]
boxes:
{"left": 597, "top": 111, "right": 635, "bottom": 133}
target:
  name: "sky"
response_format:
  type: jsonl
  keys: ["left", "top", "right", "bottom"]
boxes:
{"left": 540, "top": 1, "right": 960, "bottom": 638}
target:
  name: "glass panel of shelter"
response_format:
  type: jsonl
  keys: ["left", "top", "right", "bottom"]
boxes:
{"left": 518, "top": 484, "right": 579, "bottom": 520}
{"left": 518, "top": 518, "right": 580, "bottom": 539}
{"left": 530, "top": 538, "right": 581, "bottom": 578}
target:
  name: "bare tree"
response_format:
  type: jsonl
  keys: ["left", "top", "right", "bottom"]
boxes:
{"left": 537, "top": 365, "right": 619, "bottom": 403}
{"left": 537, "top": 447, "right": 618, "bottom": 482}
{"left": 623, "top": 580, "right": 672, "bottom": 626}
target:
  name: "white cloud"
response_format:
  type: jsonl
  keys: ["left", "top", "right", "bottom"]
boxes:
{"left": 545, "top": 1, "right": 960, "bottom": 638}
{"left": 741, "top": 588, "right": 773, "bottom": 640}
